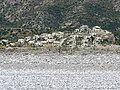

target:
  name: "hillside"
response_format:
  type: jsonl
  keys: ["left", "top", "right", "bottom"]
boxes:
{"left": 0, "top": 0, "right": 119, "bottom": 29}
{"left": 0, "top": 0, "right": 120, "bottom": 44}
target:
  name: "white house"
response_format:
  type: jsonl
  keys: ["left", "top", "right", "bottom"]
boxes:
{"left": 34, "top": 41, "right": 43, "bottom": 47}
{"left": 1, "top": 39, "right": 9, "bottom": 46}
{"left": 28, "top": 40, "right": 35, "bottom": 46}
{"left": 33, "top": 35, "right": 40, "bottom": 41}
{"left": 24, "top": 36, "right": 32, "bottom": 42}
{"left": 92, "top": 26, "right": 101, "bottom": 32}
{"left": 17, "top": 39, "right": 25, "bottom": 46}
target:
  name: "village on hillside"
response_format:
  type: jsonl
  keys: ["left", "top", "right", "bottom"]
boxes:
{"left": 0, "top": 25, "right": 116, "bottom": 51}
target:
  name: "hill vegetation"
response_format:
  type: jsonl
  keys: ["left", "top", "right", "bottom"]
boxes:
{"left": 0, "top": 0, "right": 120, "bottom": 44}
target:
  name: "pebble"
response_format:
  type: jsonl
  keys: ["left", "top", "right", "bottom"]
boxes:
{"left": 0, "top": 50, "right": 120, "bottom": 89}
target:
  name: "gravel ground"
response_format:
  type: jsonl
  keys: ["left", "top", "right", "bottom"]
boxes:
{"left": 0, "top": 50, "right": 120, "bottom": 71}
{"left": 0, "top": 70, "right": 120, "bottom": 90}
{"left": 0, "top": 49, "right": 120, "bottom": 90}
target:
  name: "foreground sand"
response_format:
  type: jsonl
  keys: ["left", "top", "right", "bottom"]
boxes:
{"left": 0, "top": 49, "right": 120, "bottom": 89}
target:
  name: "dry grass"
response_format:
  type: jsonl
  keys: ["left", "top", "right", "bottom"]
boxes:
{"left": 0, "top": 46, "right": 5, "bottom": 49}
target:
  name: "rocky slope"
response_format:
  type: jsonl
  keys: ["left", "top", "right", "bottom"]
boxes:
{"left": 0, "top": 0, "right": 119, "bottom": 31}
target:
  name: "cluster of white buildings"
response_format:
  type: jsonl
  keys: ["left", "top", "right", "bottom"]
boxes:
{"left": 74, "top": 25, "right": 115, "bottom": 47}
{"left": 0, "top": 31, "right": 64, "bottom": 48}
{"left": 0, "top": 25, "right": 115, "bottom": 50}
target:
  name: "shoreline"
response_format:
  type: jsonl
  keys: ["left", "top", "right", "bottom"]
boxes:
{"left": 0, "top": 44, "right": 120, "bottom": 54}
